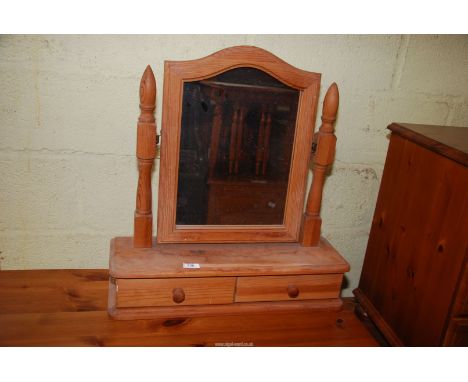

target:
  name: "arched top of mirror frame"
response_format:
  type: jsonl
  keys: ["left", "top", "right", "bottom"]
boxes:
{"left": 157, "top": 46, "right": 322, "bottom": 244}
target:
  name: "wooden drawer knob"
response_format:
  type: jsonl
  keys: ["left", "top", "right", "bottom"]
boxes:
{"left": 172, "top": 288, "right": 185, "bottom": 304}
{"left": 287, "top": 284, "right": 300, "bottom": 298}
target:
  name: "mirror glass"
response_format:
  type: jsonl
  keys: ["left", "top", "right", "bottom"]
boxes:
{"left": 176, "top": 67, "right": 299, "bottom": 225}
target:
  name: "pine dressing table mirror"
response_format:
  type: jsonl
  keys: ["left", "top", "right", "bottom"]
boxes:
{"left": 108, "top": 46, "right": 349, "bottom": 320}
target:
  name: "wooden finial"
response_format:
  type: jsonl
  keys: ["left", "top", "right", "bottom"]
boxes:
{"left": 321, "top": 82, "right": 339, "bottom": 127}
{"left": 134, "top": 65, "right": 157, "bottom": 248}
{"left": 139, "top": 65, "right": 156, "bottom": 123}
{"left": 300, "top": 83, "right": 339, "bottom": 247}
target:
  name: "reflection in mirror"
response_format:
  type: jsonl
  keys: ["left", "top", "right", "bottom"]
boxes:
{"left": 176, "top": 67, "right": 300, "bottom": 225}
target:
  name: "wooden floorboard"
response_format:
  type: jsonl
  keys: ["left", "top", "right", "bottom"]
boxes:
{"left": 0, "top": 269, "right": 378, "bottom": 346}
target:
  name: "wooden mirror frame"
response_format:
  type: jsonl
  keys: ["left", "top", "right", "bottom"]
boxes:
{"left": 155, "top": 46, "right": 322, "bottom": 244}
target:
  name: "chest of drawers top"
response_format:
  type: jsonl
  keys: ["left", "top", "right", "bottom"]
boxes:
{"left": 388, "top": 122, "right": 468, "bottom": 166}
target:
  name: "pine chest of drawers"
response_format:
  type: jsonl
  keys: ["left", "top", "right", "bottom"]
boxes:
{"left": 354, "top": 123, "right": 468, "bottom": 346}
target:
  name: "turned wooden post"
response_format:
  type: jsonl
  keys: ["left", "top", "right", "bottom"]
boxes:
{"left": 262, "top": 110, "right": 272, "bottom": 176}
{"left": 234, "top": 107, "right": 245, "bottom": 174}
{"left": 134, "top": 66, "right": 157, "bottom": 248}
{"left": 300, "top": 83, "right": 339, "bottom": 246}
{"left": 208, "top": 103, "right": 223, "bottom": 178}
{"left": 255, "top": 109, "right": 266, "bottom": 176}
{"left": 229, "top": 108, "right": 239, "bottom": 175}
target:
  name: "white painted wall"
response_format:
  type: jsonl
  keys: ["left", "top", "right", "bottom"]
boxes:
{"left": 1, "top": 35, "right": 467, "bottom": 295}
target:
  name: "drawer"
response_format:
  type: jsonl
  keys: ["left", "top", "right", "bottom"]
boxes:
{"left": 443, "top": 318, "right": 468, "bottom": 346}
{"left": 459, "top": 289, "right": 468, "bottom": 316}
{"left": 216, "top": 192, "right": 285, "bottom": 214}
{"left": 452, "top": 262, "right": 468, "bottom": 316}
{"left": 116, "top": 277, "right": 236, "bottom": 308}
{"left": 235, "top": 274, "right": 343, "bottom": 303}
{"left": 215, "top": 211, "right": 284, "bottom": 225}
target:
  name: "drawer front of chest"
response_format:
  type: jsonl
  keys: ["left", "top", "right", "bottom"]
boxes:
{"left": 235, "top": 274, "right": 343, "bottom": 303}
{"left": 443, "top": 318, "right": 468, "bottom": 346}
{"left": 458, "top": 289, "right": 468, "bottom": 317}
{"left": 452, "top": 262, "right": 468, "bottom": 316}
{"left": 116, "top": 277, "right": 236, "bottom": 308}
{"left": 216, "top": 188, "right": 285, "bottom": 215}
{"left": 207, "top": 184, "right": 286, "bottom": 225}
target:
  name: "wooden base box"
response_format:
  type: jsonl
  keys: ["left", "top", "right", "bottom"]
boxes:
{"left": 108, "top": 237, "right": 349, "bottom": 320}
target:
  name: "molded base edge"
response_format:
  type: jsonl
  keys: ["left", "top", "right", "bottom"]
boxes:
{"left": 353, "top": 288, "right": 403, "bottom": 346}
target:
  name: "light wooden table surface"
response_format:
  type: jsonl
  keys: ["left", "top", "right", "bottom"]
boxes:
{"left": 0, "top": 269, "right": 378, "bottom": 346}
